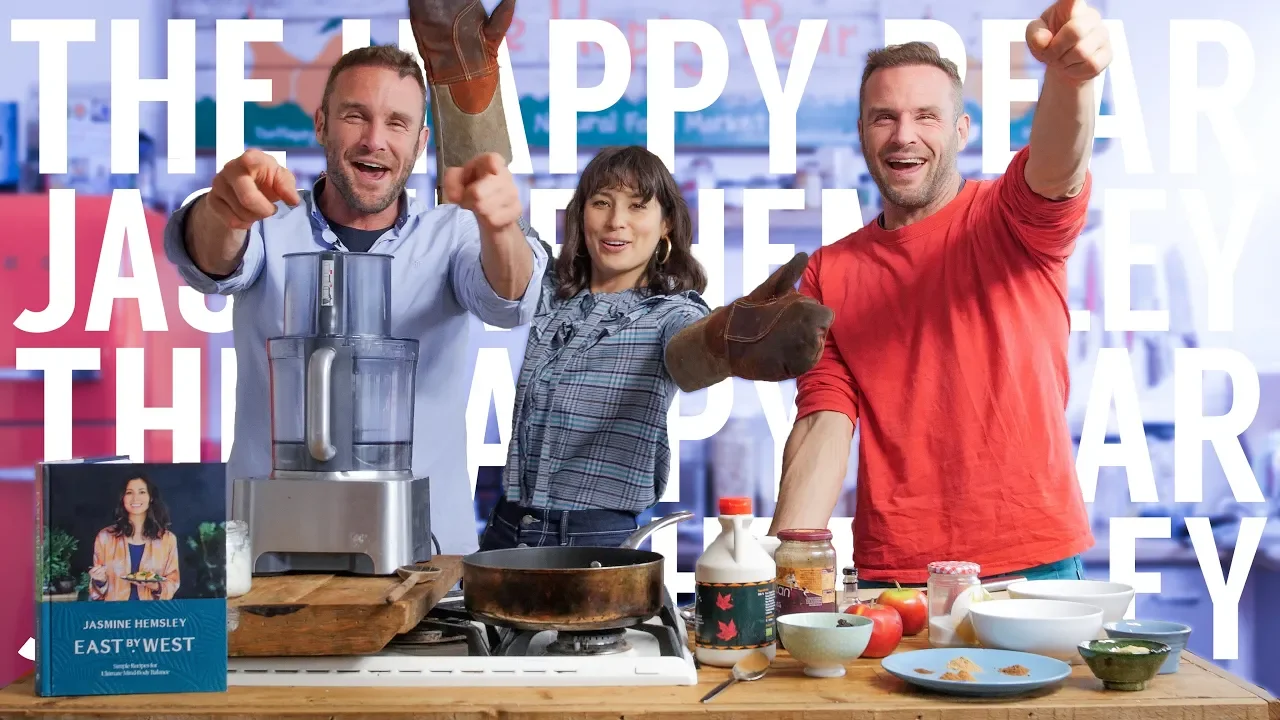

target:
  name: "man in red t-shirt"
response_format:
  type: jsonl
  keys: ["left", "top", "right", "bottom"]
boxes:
{"left": 768, "top": 0, "right": 1113, "bottom": 587}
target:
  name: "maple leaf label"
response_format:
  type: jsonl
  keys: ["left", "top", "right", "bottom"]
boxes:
{"left": 694, "top": 580, "right": 776, "bottom": 650}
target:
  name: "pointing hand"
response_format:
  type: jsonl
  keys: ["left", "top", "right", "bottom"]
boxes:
{"left": 1026, "top": 0, "right": 1112, "bottom": 85}
{"left": 205, "top": 149, "right": 301, "bottom": 231}
{"left": 442, "top": 152, "right": 522, "bottom": 234}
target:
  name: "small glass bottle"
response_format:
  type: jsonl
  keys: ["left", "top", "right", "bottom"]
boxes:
{"left": 842, "top": 566, "right": 859, "bottom": 608}
{"left": 226, "top": 520, "right": 253, "bottom": 598}
{"left": 926, "top": 561, "right": 981, "bottom": 648}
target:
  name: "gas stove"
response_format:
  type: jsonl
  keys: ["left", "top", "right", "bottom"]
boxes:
{"left": 226, "top": 587, "right": 698, "bottom": 687}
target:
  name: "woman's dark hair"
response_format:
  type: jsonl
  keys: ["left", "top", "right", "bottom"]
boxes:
{"left": 556, "top": 145, "right": 707, "bottom": 299}
{"left": 109, "top": 475, "right": 171, "bottom": 540}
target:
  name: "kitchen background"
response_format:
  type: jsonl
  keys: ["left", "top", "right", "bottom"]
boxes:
{"left": 2, "top": 0, "right": 1279, "bottom": 693}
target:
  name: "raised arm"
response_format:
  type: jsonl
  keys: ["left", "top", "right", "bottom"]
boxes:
{"left": 411, "top": 0, "right": 541, "bottom": 324}
{"left": 767, "top": 254, "right": 859, "bottom": 532}
{"left": 448, "top": 202, "right": 547, "bottom": 328}
{"left": 163, "top": 150, "right": 297, "bottom": 295}
{"left": 443, "top": 153, "right": 537, "bottom": 303}
{"left": 186, "top": 150, "right": 298, "bottom": 277}
{"left": 980, "top": 0, "right": 1109, "bottom": 261}
{"left": 408, "top": 0, "right": 515, "bottom": 201}
{"left": 1023, "top": 0, "right": 1112, "bottom": 200}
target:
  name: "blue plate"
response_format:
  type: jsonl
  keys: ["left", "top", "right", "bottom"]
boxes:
{"left": 881, "top": 648, "right": 1072, "bottom": 697}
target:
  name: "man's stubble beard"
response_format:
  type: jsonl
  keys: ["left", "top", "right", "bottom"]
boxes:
{"left": 864, "top": 135, "right": 961, "bottom": 212}
{"left": 322, "top": 133, "right": 419, "bottom": 216}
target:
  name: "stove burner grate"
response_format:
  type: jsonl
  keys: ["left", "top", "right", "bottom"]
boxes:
{"left": 544, "top": 629, "right": 631, "bottom": 656}
{"left": 386, "top": 614, "right": 493, "bottom": 657}
{"left": 420, "top": 586, "right": 688, "bottom": 660}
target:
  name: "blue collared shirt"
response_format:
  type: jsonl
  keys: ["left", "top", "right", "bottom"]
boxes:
{"left": 162, "top": 179, "right": 548, "bottom": 554}
{"left": 503, "top": 260, "right": 710, "bottom": 513}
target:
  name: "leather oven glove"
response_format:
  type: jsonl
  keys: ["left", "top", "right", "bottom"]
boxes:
{"left": 408, "top": 0, "right": 516, "bottom": 199}
{"left": 665, "top": 252, "right": 836, "bottom": 393}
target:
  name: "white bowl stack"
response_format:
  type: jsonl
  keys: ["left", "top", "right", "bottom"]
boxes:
{"left": 968, "top": 599, "right": 1104, "bottom": 663}
{"left": 1006, "top": 580, "right": 1136, "bottom": 623}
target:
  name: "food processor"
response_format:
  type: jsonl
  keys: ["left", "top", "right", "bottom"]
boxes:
{"left": 231, "top": 250, "right": 432, "bottom": 575}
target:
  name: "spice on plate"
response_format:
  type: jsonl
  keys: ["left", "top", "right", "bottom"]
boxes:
{"left": 940, "top": 670, "right": 976, "bottom": 682}
{"left": 999, "top": 664, "right": 1031, "bottom": 676}
{"left": 914, "top": 668, "right": 934, "bottom": 674}
{"left": 946, "top": 656, "right": 983, "bottom": 674}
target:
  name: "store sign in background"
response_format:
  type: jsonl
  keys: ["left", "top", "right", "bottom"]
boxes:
{"left": 184, "top": 0, "right": 1111, "bottom": 152}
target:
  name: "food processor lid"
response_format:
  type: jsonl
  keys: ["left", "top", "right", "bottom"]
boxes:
{"left": 282, "top": 250, "right": 395, "bottom": 339}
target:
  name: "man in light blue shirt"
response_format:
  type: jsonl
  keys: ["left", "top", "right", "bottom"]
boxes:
{"left": 162, "top": 45, "right": 546, "bottom": 555}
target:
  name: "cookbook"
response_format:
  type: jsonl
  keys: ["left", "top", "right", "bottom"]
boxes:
{"left": 34, "top": 458, "right": 228, "bottom": 697}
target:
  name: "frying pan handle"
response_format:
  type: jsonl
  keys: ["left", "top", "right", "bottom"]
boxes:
{"left": 621, "top": 510, "right": 694, "bottom": 549}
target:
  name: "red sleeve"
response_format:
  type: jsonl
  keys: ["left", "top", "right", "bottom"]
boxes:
{"left": 793, "top": 249, "right": 859, "bottom": 425}
{"left": 990, "top": 145, "right": 1092, "bottom": 261}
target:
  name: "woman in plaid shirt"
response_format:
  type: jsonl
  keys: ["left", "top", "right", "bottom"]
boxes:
{"left": 479, "top": 146, "right": 712, "bottom": 550}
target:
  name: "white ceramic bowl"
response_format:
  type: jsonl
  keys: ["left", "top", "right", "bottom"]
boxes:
{"left": 969, "top": 599, "right": 1104, "bottom": 662}
{"left": 1006, "top": 579, "right": 1135, "bottom": 623}
{"left": 776, "top": 613, "right": 873, "bottom": 678}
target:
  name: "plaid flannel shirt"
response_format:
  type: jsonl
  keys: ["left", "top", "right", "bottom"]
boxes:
{"left": 502, "top": 253, "right": 711, "bottom": 512}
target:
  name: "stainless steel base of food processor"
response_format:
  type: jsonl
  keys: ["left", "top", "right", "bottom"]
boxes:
{"left": 231, "top": 471, "right": 432, "bottom": 576}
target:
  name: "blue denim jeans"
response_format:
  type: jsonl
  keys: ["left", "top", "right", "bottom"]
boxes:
{"left": 858, "top": 554, "right": 1087, "bottom": 589}
{"left": 478, "top": 498, "right": 640, "bottom": 550}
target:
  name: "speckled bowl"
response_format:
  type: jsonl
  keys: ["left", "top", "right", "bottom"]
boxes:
{"left": 776, "top": 613, "right": 873, "bottom": 678}
{"left": 1103, "top": 620, "right": 1191, "bottom": 674}
{"left": 1078, "top": 638, "right": 1171, "bottom": 691}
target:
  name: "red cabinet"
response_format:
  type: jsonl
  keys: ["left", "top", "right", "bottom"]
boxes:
{"left": 0, "top": 192, "right": 216, "bottom": 685}
{"left": 0, "top": 192, "right": 215, "bottom": 474}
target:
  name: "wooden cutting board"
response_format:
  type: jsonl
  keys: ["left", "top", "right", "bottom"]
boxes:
{"left": 227, "top": 555, "right": 462, "bottom": 657}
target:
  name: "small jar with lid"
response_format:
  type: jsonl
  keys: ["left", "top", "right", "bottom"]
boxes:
{"left": 926, "top": 561, "right": 981, "bottom": 648}
{"left": 774, "top": 529, "right": 838, "bottom": 619}
{"left": 226, "top": 520, "right": 253, "bottom": 598}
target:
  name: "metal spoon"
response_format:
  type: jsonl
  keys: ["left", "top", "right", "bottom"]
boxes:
{"left": 384, "top": 563, "right": 441, "bottom": 604}
{"left": 699, "top": 650, "right": 771, "bottom": 703}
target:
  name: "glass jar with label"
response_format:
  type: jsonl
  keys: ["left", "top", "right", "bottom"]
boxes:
{"left": 226, "top": 520, "right": 253, "bottom": 598}
{"left": 774, "top": 529, "right": 837, "bottom": 619}
{"left": 927, "top": 561, "right": 981, "bottom": 648}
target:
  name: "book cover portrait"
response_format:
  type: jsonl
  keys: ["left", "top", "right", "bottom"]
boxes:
{"left": 36, "top": 461, "right": 227, "bottom": 696}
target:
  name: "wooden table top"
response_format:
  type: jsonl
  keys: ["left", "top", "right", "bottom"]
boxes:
{"left": 2, "top": 632, "right": 1276, "bottom": 719}
{"left": 4, "top": 587, "right": 1277, "bottom": 719}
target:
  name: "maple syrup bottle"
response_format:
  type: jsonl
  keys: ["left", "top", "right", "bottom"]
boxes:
{"left": 694, "top": 497, "right": 777, "bottom": 667}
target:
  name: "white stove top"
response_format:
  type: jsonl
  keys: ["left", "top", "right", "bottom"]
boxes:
{"left": 227, "top": 600, "right": 698, "bottom": 687}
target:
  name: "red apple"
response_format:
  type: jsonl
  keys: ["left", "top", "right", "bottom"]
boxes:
{"left": 877, "top": 583, "right": 927, "bottom": 636}
{"left": 845, "top": 602, "right": 903, "bottom": 658}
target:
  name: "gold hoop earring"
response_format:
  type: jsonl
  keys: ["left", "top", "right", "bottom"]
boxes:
{"left": 657, "top": 236, "right": 671, "bottom": 265}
